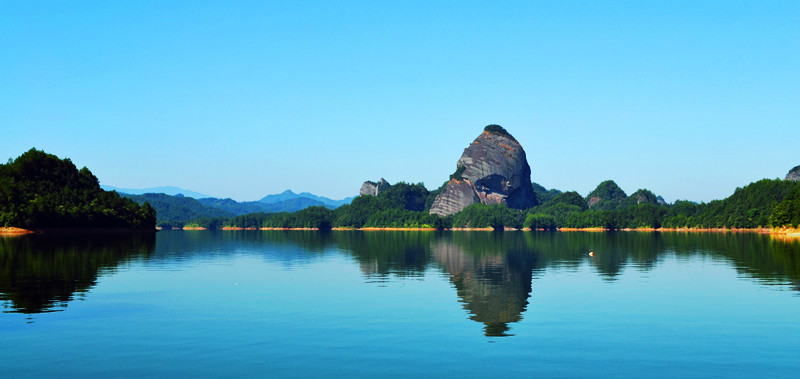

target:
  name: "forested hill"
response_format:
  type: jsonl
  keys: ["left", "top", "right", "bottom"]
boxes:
{"left": 121, "top": 193, "right": 345, "bottom": 228}
{"left": 0, "top": 149, "right": 156, "bottom": 230}
{"left": 121, "top": 193, "right": 235, "bottom": 228}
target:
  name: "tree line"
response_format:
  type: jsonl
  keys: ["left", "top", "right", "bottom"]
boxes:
{"left": 171, "top": 178, "right": 800, "bottom": 230}
{"left": 6, "top": 149, "right": 794, "bottom": 231}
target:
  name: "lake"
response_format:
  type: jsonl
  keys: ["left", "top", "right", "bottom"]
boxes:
{"left": 2, "top": 230, "right": 800, "bottom": 378}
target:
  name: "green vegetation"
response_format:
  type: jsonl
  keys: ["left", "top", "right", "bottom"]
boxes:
{"left": 377, "top": 182, "right": 429, "bottom": 212}
{"left": 424, "top": 181, "right": 448, "bottom": 211}
{"left": 164, "top": 177, "right": 800, "bottom": 231}
{"left": 0, "top": 149, "right": 156, "bottom": 230}
{"left": 264, "top": 206, "right": 334, "bottom": 230}
{"left": 771, "top": 188, "right": 800, "bottom": 228}
{"left": 451, "top": 203, "right": 526, "bottom": 229}
{"left": 483, "top": 124, "right": 517, "bottom": 142}
{"left": 123, "top": 193, "right": 338, "bottom": 228}
{"left": 620, "top": 189, "right": 661, "bottom": 208}
{"left": 0, "top": 233, "right": 156, "bottom": 313}
{"left": 586, "top": 180, "right": 627, "bottom": 210}
{"left": 12, "top": 148, "right": 792, "bottom": 232}
{"left": 122, "top": 193, "right": 233, "bottom": 228}
{"left": 333, "top": 183, "right": 441, "bottom": 228}
{"left": 687, "top": 179, "right": 798, "bottom": 228}
{"left": 531, "top": 182, "right": 562, "bottom": 204}
{"left": 538, "top": 179, "right": 800, "bottom": 229}
{"left": 450, "top": 165, "right": 467, "bottom": 181}
{"left": 523, "top": 213, "right": 556, "bottom": 230}
{"left": 658, "top": 179, "right": 799, "bottom": 228}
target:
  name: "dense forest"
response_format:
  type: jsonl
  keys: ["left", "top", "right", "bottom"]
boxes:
{"left": 0, "top": 149, "right": 156, "bottom": 230}
{"left": 170, "top": 178, "right": 800, "bottom": 231}
{"left": 121, "top": 192, "right": 343, "bottom": 228}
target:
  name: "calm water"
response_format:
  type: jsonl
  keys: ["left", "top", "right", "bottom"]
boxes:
{"left": 2, "top": 230, "right": 800, "bottom": 378}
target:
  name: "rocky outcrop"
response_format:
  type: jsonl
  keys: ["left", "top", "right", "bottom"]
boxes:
{"left": 429, "top": 179, "right": 480, "bottom": 215}
{"left": 786, "top": 166, "right": 800, "bottom": 182}
{"left": 430, "top": 125, "right": 539, "bottom": 216}
{"left": 359, "top": 178, "right": 391, "bottom": 196}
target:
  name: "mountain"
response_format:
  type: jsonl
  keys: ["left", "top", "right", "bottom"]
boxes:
{"left": 262, "top": 197, "right": 333, "bottom": 212}
{"left": 620, "top": 189, "right": 665, "bottom": 208}
{"left": 586, "top": 180, "right": 627, "bottom": 210}
{"left": 196, "top": 198, "right": 274, "bottom": 215}
{"left": 430, "top": 125, "right": 539, "bottom": 216}
{"left": 123, "top": 192, "right": 344, "bottom": 227}
{"left": 258, "top": 190, "right": 300, "bottom": 204}
{"left": 199, "top": 196, "right": 336, "bottom": 214}
{"left": 122, "top": 193, "right": 234, "bottom": 227}
{"left": 259, "top": 190, "right": 354, "bottom": 208}
{"left": 101, "top": 185, "right": 211, "bottom": 199}
{"left": 531, "top": 182, "right": 562, "bottom": 204}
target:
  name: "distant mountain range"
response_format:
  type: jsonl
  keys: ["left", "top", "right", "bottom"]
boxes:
{"left": 101, "top": 185, "right": 212, "bottom": 199}
{"left": 259, "top": 190, "right": 355, "bottom": 208}
{"left": 111, "top": 187, "right": 356, "bottom": 226}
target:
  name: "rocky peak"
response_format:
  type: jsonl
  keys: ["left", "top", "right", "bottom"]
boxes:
{"left": 786, "top": 165, "right": 800, "bottom": 182}
{"left": 621, "top": 189, "right": 665, "bottom": 208}
{"left": 360, "top": 178, "right": 391, "bottom": 196}
{"left": 430, "top": 125, "right": 539, "bottom": 216}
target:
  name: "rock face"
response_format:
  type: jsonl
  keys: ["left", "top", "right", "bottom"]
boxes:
{"left": 360, "top": 178, "right": 391, "bottom": 196}
{"left": 786, "top": 166, "right": 800, "bottom": 182}
{"left": 430, "top": 125, "right": 539, "bottom": 216}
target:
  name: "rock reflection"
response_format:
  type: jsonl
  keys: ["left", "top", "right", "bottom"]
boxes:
{"left": 432, "top": 233, "right": 539, "bottom": 337}
{"left": 0, "top": 233, "right": 155, "bottom": 314}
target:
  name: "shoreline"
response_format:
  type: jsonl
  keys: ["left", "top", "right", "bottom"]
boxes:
{"left": 0, "top": 227, "right": 34, "bottom": 235}
{"left": 151, "top": 226, "right": 800, "bottom": 236}
{"left": 7, "top": 226, "right": 798, "bottom": 237}
{"left": 0, "top": 227, "right": 157, "bottom": 236}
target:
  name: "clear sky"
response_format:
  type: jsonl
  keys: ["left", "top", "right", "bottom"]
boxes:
{"left": 2, "top": 1, "right": 798, "bottom": 202}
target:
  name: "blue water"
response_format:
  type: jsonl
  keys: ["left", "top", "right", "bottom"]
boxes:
{"left": 1, "top": 231, "right": 799, "bottom": 378}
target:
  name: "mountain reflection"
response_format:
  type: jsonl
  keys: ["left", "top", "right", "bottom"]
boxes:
{"left": 1, "top": 230, "right": 799, "bottom": 335}
{"left": 432, "top": 233, "right": 538, "bottom": 336}
{"left": 0, "top": 233, "right": 155, "bottom": 314}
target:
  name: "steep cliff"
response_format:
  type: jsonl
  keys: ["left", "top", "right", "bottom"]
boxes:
{"left": 360, "top": 178, "right": 391, "bottom": 196}
{"left": 430, "top": 125, "right": 539, "bottom": 216}
{"left": 786, "top": 165, "right": 800, "bottom": 182}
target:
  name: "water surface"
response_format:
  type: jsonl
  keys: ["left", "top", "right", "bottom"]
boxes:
{"left": 2, "top": 230, "right": 799, "bottom": 378}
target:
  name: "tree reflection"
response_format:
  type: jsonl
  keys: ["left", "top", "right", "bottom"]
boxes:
{"left": 1, "top": 229, "right": 798, "bottom": 336}
{"left": 0, "top": 233, "right": 155, "bottom": 313}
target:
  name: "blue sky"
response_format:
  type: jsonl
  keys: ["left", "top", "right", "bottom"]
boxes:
{"left": 2, "top": 1, "right": 798, "bottom": 202}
